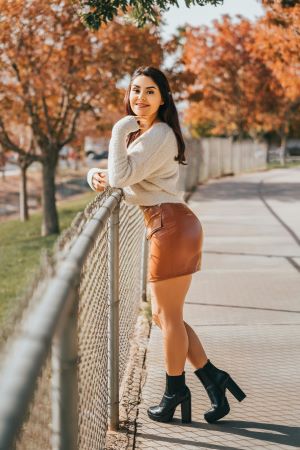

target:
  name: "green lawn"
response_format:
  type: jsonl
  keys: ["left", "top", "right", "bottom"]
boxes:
{"left": 267, "top": 160, "right": 300, "bottom": 170}
{"left": 0, "top": 191, "right": 96, "bottom": 332}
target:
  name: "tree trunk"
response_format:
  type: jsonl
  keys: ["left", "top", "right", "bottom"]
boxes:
{"left": 20, "top": 165, "right": 29, "bottom": 222}
{"left": 266, "top": 140, "right": 272, "bottom": 164}
{"left": 278, "top": 131, "right": 287, "bottom": 166}
{"left": 41, "top": 161, "right": 59, "bottom": 236}
{"left": 281, "top": 134, "right": 287, "bottom": 165}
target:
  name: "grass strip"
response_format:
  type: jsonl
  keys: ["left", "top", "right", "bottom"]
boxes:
{"left": 0, "top": 191, "right": 96, "bottom": 330}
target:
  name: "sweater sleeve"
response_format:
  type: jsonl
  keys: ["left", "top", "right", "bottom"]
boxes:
{"left": 108, "top": 116, "right": 175, "bottom": 189}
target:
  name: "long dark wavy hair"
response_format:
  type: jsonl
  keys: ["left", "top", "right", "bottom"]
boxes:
{"left": 124, "top": 66, "right": 187, "bottom": 165}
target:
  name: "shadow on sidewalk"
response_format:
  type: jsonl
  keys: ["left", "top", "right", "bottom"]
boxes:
{"left": 134, "top": 419, "right": 300, "bottom": 449}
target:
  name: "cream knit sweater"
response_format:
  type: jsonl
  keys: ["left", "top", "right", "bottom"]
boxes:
{"left": 86, "top": 115, "right": 185, "bottom": 206}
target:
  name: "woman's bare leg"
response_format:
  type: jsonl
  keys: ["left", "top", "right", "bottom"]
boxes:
{"left": 150, "top": 274, "right": 208, "bottom": 375}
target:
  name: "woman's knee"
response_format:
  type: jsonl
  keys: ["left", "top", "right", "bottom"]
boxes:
{"left": 153, "top": 311, "right": 183, "bottom": 329}
{"left": 152, "top": 311, "right": 174, "bottom": 328}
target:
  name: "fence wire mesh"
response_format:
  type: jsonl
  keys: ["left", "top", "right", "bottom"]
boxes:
{"left": 14, "top": 355, "right": 52, "bottom": 450}
{"left": 77, "top": 218, "right": 109, "bottom": 450}
{"left": 2, "top": 187, "right": 146, "bottom": 450}
{"left": 118, "top": 206, "right": 145, "bottom": 382}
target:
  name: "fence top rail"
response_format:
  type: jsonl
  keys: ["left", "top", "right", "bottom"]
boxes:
{"left": 0, "top": 190, "right": 122, "bottom": 450}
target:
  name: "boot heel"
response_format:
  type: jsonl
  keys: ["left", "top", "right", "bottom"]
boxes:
{"left": 181, "top": 396, "right": 192, "bottom": 423}
{"left": 226, "top": 377, "right": 246, "bottom": 402}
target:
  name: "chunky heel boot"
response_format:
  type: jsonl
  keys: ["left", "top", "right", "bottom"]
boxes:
{"left": 147, "top": 371, "right": 192, "bottom": 423}
{"left": 180, "top": 394, "right": 192, "bottom": 423}
{"left": 204, "top": 359, "right": 246, "bottom": 402}
{"left": 194, "top": 359, "right": 246, "bottom": 423}
{"left": 225, "top": 375, "right": 247, "bottom": 401}
{"left": 194, "top": 364, "right": 229, "bottom": 423}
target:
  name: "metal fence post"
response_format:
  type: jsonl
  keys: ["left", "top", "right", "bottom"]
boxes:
{"left": 141, "top": 231, "right": 149, "bottom": 302}
{"left": 108, "top": 203, "right": 120, "bottom": 431}
{"left": 51, "top": 287, "right": 79, "bottom": 450}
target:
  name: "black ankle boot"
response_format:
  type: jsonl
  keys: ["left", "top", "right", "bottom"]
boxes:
{"left": 194, "top": 359, "right": 246, "bottom": 423}
{"left": 147, "top": 371, "right": 192, "bottom": 423}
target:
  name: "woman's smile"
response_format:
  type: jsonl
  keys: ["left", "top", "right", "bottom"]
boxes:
{"left": 129, "top": 75, "right": 164, "bottom": 117}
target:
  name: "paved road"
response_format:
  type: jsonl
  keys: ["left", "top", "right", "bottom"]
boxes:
{"left": 134, "top": 167, "right": 300, "bottom": 450}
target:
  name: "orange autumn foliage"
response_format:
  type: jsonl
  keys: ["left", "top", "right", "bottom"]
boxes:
{"left": 0, "top": 1, "right": 163, "bottom": 148}
{"left": 0, "top": 0, "right": 163, "bottom": 234}
{"left": 254, "top": 2, "right": 300, "bottom": 117}
{"left": 181, "top": 16, "right": 284, "bottom": 138}
{"left": 180, "top": 9, "right": 300, "bottom": 140}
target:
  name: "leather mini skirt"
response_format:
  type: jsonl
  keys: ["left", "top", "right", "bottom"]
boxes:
{"left": 139, "top": 202, "right": 203, "bottom": 282}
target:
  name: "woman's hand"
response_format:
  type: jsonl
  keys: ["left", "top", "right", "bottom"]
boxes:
{"left": 113, "top": 115, "right": 140, "bottom": 135}
{"left": 135, "top": 115, "right": 155, "bottom": 132}
{"left": 92, "top": 172, "right": 108, "bottom": 192}
{"left": 112, "top": 115, "right": 156, "bottom": 135}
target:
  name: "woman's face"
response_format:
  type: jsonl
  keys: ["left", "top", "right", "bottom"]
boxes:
{"left": 129, "top": 75, "right": 164, "bottom": 119}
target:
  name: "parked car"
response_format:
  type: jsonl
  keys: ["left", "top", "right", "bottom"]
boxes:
{"left": 286, "top": 139, "right": 300, "bottom": 157}
{"left": 86, "top": 150, "right": 109, "bottom": 160}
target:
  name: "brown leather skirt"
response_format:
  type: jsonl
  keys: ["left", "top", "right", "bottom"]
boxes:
{"left": 140, "top": 202, "right": 203, "bottom": 282}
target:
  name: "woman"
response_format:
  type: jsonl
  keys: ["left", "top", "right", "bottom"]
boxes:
{"left": 87, "top": 66, "right": 246, "bottom": 424}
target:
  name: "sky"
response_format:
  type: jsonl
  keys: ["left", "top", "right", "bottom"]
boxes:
{"left": 160, "top": 0, "right": 265, "bottom": 41}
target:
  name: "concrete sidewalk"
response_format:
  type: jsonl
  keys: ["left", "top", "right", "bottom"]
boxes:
{"left": 134, "top": 167, "right": 300, "bottom": 450}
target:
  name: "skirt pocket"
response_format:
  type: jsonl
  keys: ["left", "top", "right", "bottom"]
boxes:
{"left": 145, "top": 210, "right": 163, "bottom": 240}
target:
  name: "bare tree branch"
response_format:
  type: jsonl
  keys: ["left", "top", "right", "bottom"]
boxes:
{"left": 60, "top": 107, "right": 82, "bottom": 147}
{"left": 0, "top": 116, "right": 42, "bottom": 162}
{"left": 42, "top": 95, "right": 54, "bottom": 138}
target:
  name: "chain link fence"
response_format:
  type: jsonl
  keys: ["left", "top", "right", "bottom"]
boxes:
{"left": 0, "top": 187, "right": 146, "bottom": 450}
{"left": 0, "top": 137, "right": 267, "bottom": 450}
